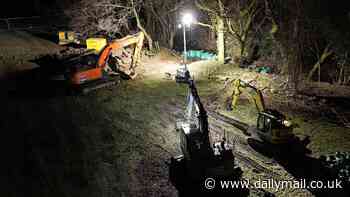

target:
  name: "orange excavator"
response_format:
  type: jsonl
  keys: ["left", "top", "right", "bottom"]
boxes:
{"left": 67, "top": 32, "right": 144, "bottom": 92}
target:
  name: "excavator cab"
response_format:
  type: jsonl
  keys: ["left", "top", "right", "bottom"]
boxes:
{"left": 257, "top": 110, "right": 294, "bottom": 144}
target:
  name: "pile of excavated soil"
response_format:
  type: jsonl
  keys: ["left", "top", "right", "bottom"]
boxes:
{"left": 0, "top": 30, "right": 63, "bottom": 77}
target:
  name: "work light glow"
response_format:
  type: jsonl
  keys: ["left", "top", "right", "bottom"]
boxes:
{"left": 182, "top": 13, "right": 194, "bottom": 26}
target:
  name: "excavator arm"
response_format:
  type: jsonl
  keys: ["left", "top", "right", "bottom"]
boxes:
{"left": 231, "top": 79, "right": 266, "bottom": 112}
{"left": 97, "top": 32, "right": 145, "bottom": 78}
{"left": 229, "top": 78, "right": 294, "bottom": 144}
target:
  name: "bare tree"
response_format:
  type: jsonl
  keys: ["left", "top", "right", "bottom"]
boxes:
{"left": 307, "top": 43, "right": 333, "bottom": 82}
{"left": 226, "top": 0, "right": 261, "bottom": 59}
{"left": 264, "top": 0, "right": 307, "bottom": 89}
{"left": 65, "top": 0, "right": 131, "bottom": 37}
{"left": 129, "top": 0, "right": 154, "bottom": 50}
{"left": 195, "top": 0, "right": 226, "bottom": 64}
{"left": 65, "top": 0, "right": 154, "bottom": 50}
{"left": 144, "top": 0, "right": 184, "bottom": 49}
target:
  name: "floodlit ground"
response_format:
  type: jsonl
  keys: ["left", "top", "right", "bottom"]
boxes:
{"left": 209, "top": 64, "right": 350, "bottom": 157}
{"left": 1, "top": 32, "right": 349, "bottom": 197}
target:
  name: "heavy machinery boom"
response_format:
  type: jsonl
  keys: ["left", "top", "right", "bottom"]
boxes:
{"left": 170, "top": 70, "right": 243, "bottom": 195}
{"left": 33, "top": 32, "right": 146, "bottom": 93}
{"left": 97, "top": 32, "right": 144, "bottom": 78}
{"left": 67, "top": 32, "right": 144, "bottom": 93}
{"left": 231, "top": 79, "right": 266, "bottom": 112}
{"left": 229, "top": 79, "right": 294, "bottom": 144}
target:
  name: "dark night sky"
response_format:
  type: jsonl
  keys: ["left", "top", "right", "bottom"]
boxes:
{"left": 1, "top": 0, "right": 349, "bottom": 30}
{"left": 1, "top": 2, "right": 36, "bottom": 18}
{"left": 0, "top": 0, "right": 57, "bottom": 18}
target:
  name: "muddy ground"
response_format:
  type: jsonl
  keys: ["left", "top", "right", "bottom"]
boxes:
{"left": 1, "top": 31, "right": 350, "bottom": 197}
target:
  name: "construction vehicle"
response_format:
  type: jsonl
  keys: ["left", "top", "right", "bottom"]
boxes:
{"left": 86, "top": 38, "right": 108, "bottom": 54}
{"left": 34, "top": 32, "right": 144, "bottom": 93}
{"left": 69, "top": 31, "right": 144, "bottom": 85}
{"left": 169, "top": 69, "right": 245, "bottom": 195}
{"left": 228, "top": 79, "right": 295, "bottom": 144}
{"left": 58, "top": 31, "right": 80, "bottom": 45}
{"left": 96, "top": 32, "right": 144, "bottom": 79}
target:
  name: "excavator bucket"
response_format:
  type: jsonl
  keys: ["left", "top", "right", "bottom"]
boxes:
{"left": 97, "top": 32, "right": 145, "bottom": 79}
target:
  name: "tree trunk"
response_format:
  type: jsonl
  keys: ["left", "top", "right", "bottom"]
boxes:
{"left": 240, "top": 39, "right": 246, "bottom": 58}
{"left": 307, "top": 46, "right": 332, "bottom": 81}
{"left": 133, "top": 7, "right": 153, "bottom": 50}
{"left": 217, "top": 16, "right": 225, "bottom": 64}
{"left": 298, "top": 81, "right": 350, "bottom": 98}
{"left": 169, "top": 31, "right": 175, "bottom": 49}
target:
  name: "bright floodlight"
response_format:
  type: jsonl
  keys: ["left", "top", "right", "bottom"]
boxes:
{"left": 182, "top": 13, "right": 194, "bottom": 26}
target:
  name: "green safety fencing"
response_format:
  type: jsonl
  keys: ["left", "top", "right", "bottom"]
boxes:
{"left": 185, "top": 50, "right": 217, "bottom": 60}
{"left": 255, "top": 66, "right": 272, "bottom": 74}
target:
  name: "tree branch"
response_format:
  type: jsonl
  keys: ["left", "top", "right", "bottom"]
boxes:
{"left": 95, "top": 4, "right": 132, "bottom": 9}
{"left": 195, "top": 0, "right": 217, "bottom": 14}
{"left": 196, "top": 22, "right": 214, "bottom": 29}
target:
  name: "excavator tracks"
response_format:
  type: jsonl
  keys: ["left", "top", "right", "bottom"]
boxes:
{"left": 208, "top": 111, "right": 282, "bottom": 179}
{"left": 233, "top": 150, "right": 281, "bottom": 179}
{"left": 208, "top": 111, "right": 273, "bottom": 162}
{"left": 210, "top": 124, "right": 281, "bottom": 179}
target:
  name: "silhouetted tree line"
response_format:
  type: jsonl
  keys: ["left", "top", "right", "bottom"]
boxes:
{"left": 59, "top": 0, "right": 350, "bottom": 86}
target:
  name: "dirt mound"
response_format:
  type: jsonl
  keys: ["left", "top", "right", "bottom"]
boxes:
{"left": 0, "top": 30, "right": 63, "bottom": 77}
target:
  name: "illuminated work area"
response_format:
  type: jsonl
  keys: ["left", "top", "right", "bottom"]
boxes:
{"left": 1, "top": 1, "right": 350, "bottom": 196}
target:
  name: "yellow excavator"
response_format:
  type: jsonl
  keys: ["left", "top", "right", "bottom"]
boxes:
{"left": 228, "top": 79, "right": 295, "bottom": 144}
